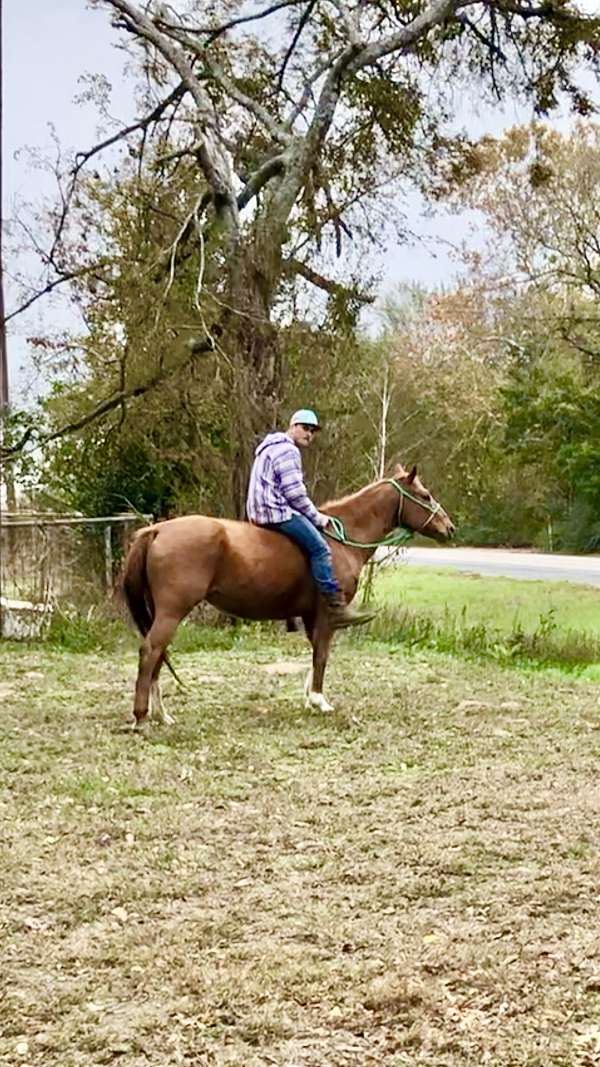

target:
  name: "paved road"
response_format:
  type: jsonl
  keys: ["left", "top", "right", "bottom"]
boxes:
{"left": 391, "top": 546, "right": 600, "bottom": 587}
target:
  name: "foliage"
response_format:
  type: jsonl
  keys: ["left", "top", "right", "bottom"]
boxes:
{"left": 363, "top": 601, "right": 600, "bottom": 669}
{"left": 400, "top": 121, "right": 600, "bottom": 549}
{"left": 354, "top": 283, "right": 538, "bottom": 544}
{"left": 501, "top": 347, "right": 600, "bottom": 550}
{"left": 43, "top": 432, "right": 189, "bottom": 519}
{"left": 46, "top": 604, "right": 131, "bottom": 654}
{"left": 446, "top": 121, "right": 600, "bottom": 301}
{"left": 31, "top": 309, "right": 376, "bottom": 517}
{"left": 5, "top": 0, "right": 599, "bottom": 519}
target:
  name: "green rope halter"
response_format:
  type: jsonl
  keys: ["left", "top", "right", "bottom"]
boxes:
{"left": 323, "top": 477, "right": 439, "bottom": 550}
{"left": 324, "top": 514, "right": 412, "bottom": 550}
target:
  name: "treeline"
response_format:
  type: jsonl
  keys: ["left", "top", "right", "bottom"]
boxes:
{"left": 7, "top": 122, "right": 600, "bottom": 551}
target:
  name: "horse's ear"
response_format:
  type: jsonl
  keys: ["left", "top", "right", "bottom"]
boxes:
{"left": 393, "top": 461, "right": 407, "bottom": 478}
{"left": 407, "top": 465, "right": 417, "bottom": 484}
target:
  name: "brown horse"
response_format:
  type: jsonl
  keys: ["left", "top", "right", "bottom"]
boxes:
{"left": 122, "top": 462, "right": 454, "bottom": 724}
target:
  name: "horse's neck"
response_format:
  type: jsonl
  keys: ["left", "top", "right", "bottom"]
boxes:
{"left": 333, "top": 482, "right": 397, "bottom": 559}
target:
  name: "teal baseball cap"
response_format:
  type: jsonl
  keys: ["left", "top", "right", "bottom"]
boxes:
{"left": 290, "top": 408, "right": 321, "bottom": 429}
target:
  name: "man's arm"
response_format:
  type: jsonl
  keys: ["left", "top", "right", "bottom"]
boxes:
{"left": 273, "top": 446, "right": 328, "bottom": 527}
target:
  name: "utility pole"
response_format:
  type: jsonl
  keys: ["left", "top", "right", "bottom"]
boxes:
{"left": 0, "top": 0, "right": 19, "bottom": 516}
{"left": 0, "top": 0, "right": 6, "bottom": 419}
{"left": 0, "top": 0, "right": 6, "bottom": 637}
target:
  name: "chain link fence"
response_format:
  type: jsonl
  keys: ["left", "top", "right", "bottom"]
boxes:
{"left": 0, "top": 513, "right": 148, "bottom": 637}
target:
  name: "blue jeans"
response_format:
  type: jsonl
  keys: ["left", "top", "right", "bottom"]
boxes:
{"left": 266, "top": 513, "right": 339, "bottom": 596}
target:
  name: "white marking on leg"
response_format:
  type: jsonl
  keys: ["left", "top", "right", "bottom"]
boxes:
{"left": 303, "top": 667, "right": 313, "bottom": 704}
{"left": 150, "top": 679, "right": 175, "bottom": 726}
{"left": 307, "top": 690, "right": 335, "bottom": 713}
{"left": 304, "top": 666, "right": 334, "bottom": 711}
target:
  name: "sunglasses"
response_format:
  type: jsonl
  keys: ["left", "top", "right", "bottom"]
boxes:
{"left": 300, "top": 424, "right": 318, "bottom": 434}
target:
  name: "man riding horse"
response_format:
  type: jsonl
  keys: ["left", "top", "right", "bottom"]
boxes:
{"left": 246, "top": 409, "right": 373, "bottom": 629}
{"left": 122, "top": 418, "right": 454, "bottom": 723}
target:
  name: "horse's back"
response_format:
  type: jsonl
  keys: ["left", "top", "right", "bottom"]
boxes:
{"left": 145, "top": 514, "right": 294, "bottom": 559}
{"left": 143, "top": 514, "right": 313, "bottom": 620}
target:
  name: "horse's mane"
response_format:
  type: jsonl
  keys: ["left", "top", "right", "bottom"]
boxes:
{"left": 320, "top": 478, "right": 387, "bottom": 515}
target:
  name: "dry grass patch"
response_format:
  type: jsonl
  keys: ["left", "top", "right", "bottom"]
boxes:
{"left": 1, "top": 638, "right": 600, "bottom": 1065}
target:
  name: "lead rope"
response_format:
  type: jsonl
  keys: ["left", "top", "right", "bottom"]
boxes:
{"left": 324, "top": 514, "right": 412, "bottom": 550}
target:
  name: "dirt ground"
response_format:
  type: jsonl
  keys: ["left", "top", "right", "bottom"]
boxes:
{"left": 1, "top": 635, "right": 600, "bottom": 1066}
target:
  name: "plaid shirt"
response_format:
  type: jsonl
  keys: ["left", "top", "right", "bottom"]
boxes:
{"left": 246, "top": 432, "right": 326, "bottom": 527}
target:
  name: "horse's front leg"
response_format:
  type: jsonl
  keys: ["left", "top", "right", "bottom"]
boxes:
{"left": 305, "top": 613, "right": 335, "bottom": 712}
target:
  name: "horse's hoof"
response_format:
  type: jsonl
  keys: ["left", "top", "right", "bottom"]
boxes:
{"left": 306, "top": 692, "right": 335, "bottom": 713}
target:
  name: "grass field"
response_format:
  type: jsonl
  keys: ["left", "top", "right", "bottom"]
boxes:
{"left": 364, "top": 566, "right": 600, "bottom": 675}
{"left": 375, "top": 566, "right": 600, "bottom": 636}
{"left": 3, "top": 591, "right": 600, "bottom": 1065}
{"left": 46, "top": 565, "right": 600, "bottom": 675}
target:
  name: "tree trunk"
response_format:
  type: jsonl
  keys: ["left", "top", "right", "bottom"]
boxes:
{"left": 226, "top": 231, "right": 286, "bottom": 518}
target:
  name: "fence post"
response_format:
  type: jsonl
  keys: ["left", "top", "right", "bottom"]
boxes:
{"left": 104, "top": 524, "right": 113, "bottom": 593}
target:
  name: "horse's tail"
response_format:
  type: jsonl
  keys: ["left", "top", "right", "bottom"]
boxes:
{"left": 121, "top": 526, "right": 185, "bottom": 689}
{"left": 122, "top": 527, "right": 157, "bottom": 638}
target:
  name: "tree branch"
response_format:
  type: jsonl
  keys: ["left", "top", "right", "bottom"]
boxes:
{"left": 158, "top": 19, "right": 294, "bottom": 147}
{"left": 456, "top": 12, "right": 507, "bottom": 63}
{"left": 491, "top": 1, "right": 600, "bottom": 26}
{"left": 197, "top": 55, "right": 293, "bottom": 146}
{"left": 4, "top": 262, "right": 111, "bottom": 325}
{"left": 155, "top": 0, "right": 304, "bottom": 44}
{"left": 72, "top": 82, "right": 185, "bottom": 174}
{"left": 275, "top": 0, "right": 318, "bottom": 93}
{"left": 5, "top": 85, "right": 186, "bottom": 325}
{"left": 300, "top": 0, "right": 467, "bottom": 175}
{"left": 346, "top": 0, "right": 469, "bottom": 73}
{"left": 1, "top": 336, "right": 217, "bottom": 462}
{"left": 283, "top": 52, "right": 344, "bottom": 129}
{"left": 237, "top": 154, "right": 287, "bottom": 210}
{"left": 328, "top": 0, "right": 367, "bottom": 48}
{"left": 104, "top": 1, "right": 239, "bottom": 227}
{"left": 285, "top": 257, "right": 375, "bottom": 303}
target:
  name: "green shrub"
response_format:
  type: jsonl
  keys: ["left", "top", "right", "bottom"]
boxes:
{"left": 356, "top": 602, "right": 600, "bottom": 671}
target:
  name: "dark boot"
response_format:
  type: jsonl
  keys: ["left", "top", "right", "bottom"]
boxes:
{"left": 323, "top": 591, "right": 375, "bottom": 630}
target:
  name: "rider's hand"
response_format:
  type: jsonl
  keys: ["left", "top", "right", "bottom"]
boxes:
{"left": 318, "top": 513, "right": 330, "bottom": 528}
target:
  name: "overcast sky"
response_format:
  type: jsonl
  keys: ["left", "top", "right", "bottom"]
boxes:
{"left": 4, "top": 1, "right": 598, "bottom": 401}
{"left": 4, "top": 2, "right": 127, "bottom": 398}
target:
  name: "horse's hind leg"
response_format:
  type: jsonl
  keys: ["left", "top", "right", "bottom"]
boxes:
{"left": 149, "top": 655, "right": 175, "bottom": 726}
{"left": 134, "top": 613, "right": 180, "bottom": 727}
{"left": 304, "top": 613, "right": 335, "bottom": 713}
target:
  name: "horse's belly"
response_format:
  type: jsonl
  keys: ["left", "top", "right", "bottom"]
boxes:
{"left": 207, "top": 579, "right": 311, "bottom": 620}
{"left": 207, "top": 544, "right": 312, "bottom": 620}
{"left": 206, "top": 591, "right": 294, "bottom": 621}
